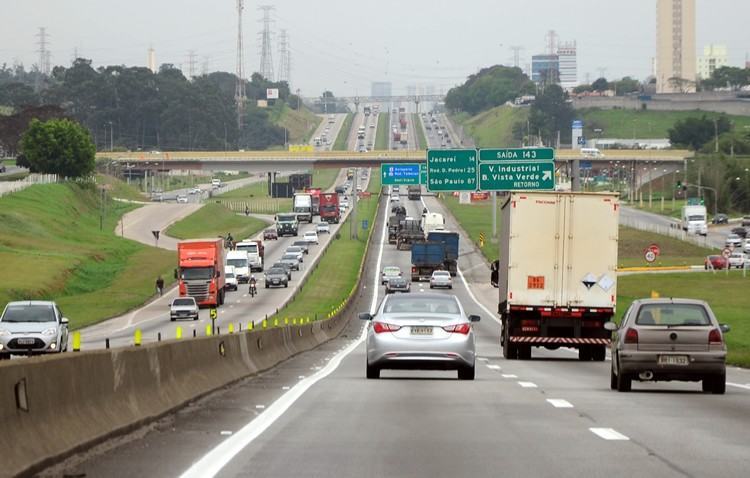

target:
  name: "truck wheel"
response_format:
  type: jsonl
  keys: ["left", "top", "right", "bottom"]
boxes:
{"left": 703, "top": 374, "right": 726, "bottom": 394}
{"left": 219, "top": 290, "right": 225, "bottom": 306}
{"left": 592, "top": 345, "right": 606, "bottom": 362}
{"left": 0, "top": 353, "right": 10, "bottom": 360}
{"left": 170, "top": 317, "right": 176, "bottom": 322}
{"left": 518, "top": 345, "right": 532, "bottom": 360}
{"left": 610, "top": 365, "right": 618, "bottom": 390}
{"left": 578, "top": 346, "right": 592, "bottom": 361}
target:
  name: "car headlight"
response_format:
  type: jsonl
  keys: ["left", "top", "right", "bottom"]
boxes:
{"left": 42, "top": 328, "right": 57, "bottom": 336}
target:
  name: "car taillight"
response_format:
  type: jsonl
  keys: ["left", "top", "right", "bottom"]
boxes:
{"left": 373, "top": 322, "right": 402, "bottom": 334}
{"left": 442, "top": 323, "right": 471, "bottom": 335}
{"left": 411, "top": 266, "right": 416, "bottom": 273}
{"left": 624, "top": 327, "right": 638, "bottom": 344}
{"left": 708, "top": 328, "right": 723, "bottom": 345}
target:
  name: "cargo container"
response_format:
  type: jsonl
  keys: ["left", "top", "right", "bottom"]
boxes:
{"left": 176, "top": 239, "right": 226, "bottom": 307}
{"left": 319, "top": 193, "right": 340, "bottom": 224}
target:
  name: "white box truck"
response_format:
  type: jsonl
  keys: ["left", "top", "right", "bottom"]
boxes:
{"left": 498, "top": 192, "right": 619, "bottom": 361}
{"left": 293, "top": 193, "right": 313, "bottom": 223}
{"left": 681, "top": 204, "right": 708, "bottom": 236}
{"left": 225, "top": 250, "right": 250, "bottom": 284}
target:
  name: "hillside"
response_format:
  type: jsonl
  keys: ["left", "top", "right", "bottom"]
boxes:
{"left": 451, "top": 105, "right": 529, "bottom": 148}
{"left": 271, "top": 103, "right": 322, "bottom": 144}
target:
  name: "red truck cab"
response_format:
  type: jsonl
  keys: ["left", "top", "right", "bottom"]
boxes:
{"left": 319, "top": 193, "right": 340, "bottom": 224}
{"left": 176, "top": 239, "right": 226, "bottom": 307}
{"left": 305, "top": 188, "right": 322, "bottom": 216}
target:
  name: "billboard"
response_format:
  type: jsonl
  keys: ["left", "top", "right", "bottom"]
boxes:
{"left": 266, "top": 88, "right": 279, "bottom": 100}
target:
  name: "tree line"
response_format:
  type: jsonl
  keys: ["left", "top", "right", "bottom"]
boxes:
{"left": 0, "top": 59, "right": 297, "bottom": 154}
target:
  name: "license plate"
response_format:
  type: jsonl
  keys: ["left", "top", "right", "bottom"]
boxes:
{"left": 17, "top": 338, "right": 35, "bottom": 345}
{"left": 411, "top": 326, "right": 433, "bottom": 336}
{"left": 658, "top": 355, "right": 689, "bottom": 366}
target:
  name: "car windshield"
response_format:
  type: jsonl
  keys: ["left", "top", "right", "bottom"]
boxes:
{"left": 180, "top": 267, "right": 213, "bottom": 280}
{"left": 172, "top": 298, "right": 195, "bottom": 306}
{"left": 282, "top": 255, "right": 297, "bottom": 261}
{"left": 267, "top": 268, "right": 285, "bottom": 275}
{"left": 635, "top": 304, "right": 711, "bottom": 326}
{"left": 688, "top": 215, "right": 704, "bottom": 221}
{"left": 383, "top": 267, "right": 400, "bottom": 275}
{"left": 236, "top": 244, "right": 258, "bottom": 253}
{"left": 287, "top": 247, "right": 302, "bottom": 253}
{"left": 227, "top": 259, "right": 247, "bottom": 268}
{"left": 226, "top": 272, "right": 235, "bottom": 278}
{"left": 383, "top": 296, "right": 461, "bottom": 316}
{"left": 2, "top": 304, "right": 57, "bottom": 323}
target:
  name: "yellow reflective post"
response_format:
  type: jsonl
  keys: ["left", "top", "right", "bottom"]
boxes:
{"left": 249, "top": 321, "right": 254, "bottom": 330}
{"left": 205, "top": 324, "right": 212, "bottom": 336}
{"left": 72, "top": 331, "right": 81, "bottom": 352}
{"left": 134, "top": 329, "right": 142, "bottom": 346}
{"left": 273, "top": 318, "right": 279, "bottom": 327}
{"left": 284, "top": 318, "right": 289, "bottom": 326}
{"left": 176, "top": 327, "right": 183, "bottom": 340}
{"left": 229, "top": 323, "right": 235, "bottom": 334}
{"left": 262, "top": 319, "right": 268, "bottom": 329}
{"left": 292, "top": 318, "right": 297, "bottom": 325}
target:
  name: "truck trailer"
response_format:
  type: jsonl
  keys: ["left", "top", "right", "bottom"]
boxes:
{"left": 319, "top": 193, "right": 340, "bottom": 224}
{"left": 498, "top": 192, "right": 619, "bottom": 361}
{"left": 176, "top": 239, "right": 226, "bottom": 307}
{"left": 293, "top": 193, "right": 313, "bottom": 223}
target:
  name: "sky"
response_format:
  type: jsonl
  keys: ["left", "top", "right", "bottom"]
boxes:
{"left": 2, "top": 0, "right": 749, "bottom": 97}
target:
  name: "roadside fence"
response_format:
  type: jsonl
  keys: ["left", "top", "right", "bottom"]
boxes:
{"left": 0, "top": 174, "right": 59, "bottom": 197}
{"left": 620, "top": 215, "right": 710, "bottom": 248}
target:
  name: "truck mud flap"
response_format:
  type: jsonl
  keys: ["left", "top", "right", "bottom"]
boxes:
{"left": 510, "top": 337, "right": 611, "bottom": 345}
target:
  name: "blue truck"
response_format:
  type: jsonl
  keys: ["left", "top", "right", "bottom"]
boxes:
{"left": 410, "top": 231, "right": 459, "bottom": 281}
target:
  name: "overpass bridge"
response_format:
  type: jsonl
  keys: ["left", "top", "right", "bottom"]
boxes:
{"left": 98, "top": 149, "right": 693, "bottom": 174}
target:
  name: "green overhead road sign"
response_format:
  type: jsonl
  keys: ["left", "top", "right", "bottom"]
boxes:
{"left": 426, "top": 149, "right": 478, "bottom": 192}
{"left": 381, "top": 163, "right": 420, "bottom": 185}
{"left": 420, "top": 163, "right": 427, "bottom": 185}
{"left": 479, "top": 147, "right": 555, "bottom": 161}
{"left": 479, "top": 161, "right": 555, "bottom": 191}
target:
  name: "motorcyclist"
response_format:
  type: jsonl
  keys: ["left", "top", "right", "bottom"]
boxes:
{"left": 226, "top": 232, "right": 235, "bottom": 250}
{"left": 249, "top": 274, "right": 257, "bottom": 296}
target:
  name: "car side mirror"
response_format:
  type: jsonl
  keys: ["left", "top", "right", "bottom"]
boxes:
{"left": 720, "top": 324, "right": 731, "bottom": 333}
{"left": 61, "top": 317, "right": 69, "bottom": 325}
{"left": 468, "top": 315, "right": 481, "bottom": 323}
{"left": 358, "top": 313, "right": 373, "bottom": 321}
{"left": 603, "top": 321, "right": 618, "bottom": 331}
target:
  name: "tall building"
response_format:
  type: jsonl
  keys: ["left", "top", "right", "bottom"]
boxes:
{"left": 371, "top": 81, "right": 392, "bottom": 97}
{"left": 697, "top": 44, "right": 728, "bottom": 80}
{"left": 531, "top": 54, "right": 559, "bottom": 85}
{"left": 147, "top": 47, "right": 156, "bottom": 73}
{"left": 557, "top": 41, "right": 578, "bottom": 89}
{"left": 656, "top": 0, "right": 696, "bottom": 93}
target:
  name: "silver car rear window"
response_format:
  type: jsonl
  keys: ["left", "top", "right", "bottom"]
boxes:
{"left": 2, "top": 305, "right": 56, "bottom": 323}
{"left": 384, "top": 297, "right": 460, "bottom": 315}
{"left": 635, "top": 304, "right": 711, "bottom": 326}
{"left": 173, "top": 298, "right": 195, "bottom": 306}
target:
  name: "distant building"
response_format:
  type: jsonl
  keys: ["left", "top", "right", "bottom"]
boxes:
{"left": 147, "top": 47, "right": 156, "bottom": 73}
{"left": 656, "top": 0, "right": 696, "bottom": 93}
{"left": 531, "top": 54, "right": 559, "bottom": 84}
{"left": 557, "top": 41, "right": 578, "bottom": 89}
{"left": 697, "top": 44, "right": 728, "bottom": 80}
{"left": 371, "top": 81, "right": 392, "bottom": 98}
{"left": 406, "top": 84, "right": 417, "bottom": 97}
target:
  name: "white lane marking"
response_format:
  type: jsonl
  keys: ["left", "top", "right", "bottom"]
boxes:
{"left": 255, "top": 405, "right": 265, "bottom": 410}
{"left": 477, "top": 357, "right": 489, "bottom": 362}
{"left": 220, "top": 431, "right": 233, "bottom": 436}
{"left": 518, "top": 381, "right": 538, "bottom": 388}
{"left": 487, "top": 364, "right": 501, "bottom": 370}
{"left": 179, "top": 194, "right": 385, "bottom": 478}
{"left": 727, "top": 382, "right": 750, "bottom": 390}
{"left": 281, "top": 386, "right": 290, "bottom": 390}
{"left": 501, "top": 374, "right": 517, "bottom": 378}
{"left": 589, "top": 428, "right": 629, "bottom": 441}
{"left": 547, "top": 399, "right": 574, "bottom": 408}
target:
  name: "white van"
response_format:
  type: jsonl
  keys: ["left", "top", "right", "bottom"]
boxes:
{"left": 226, "top": 250, "right": 250, "bottom": 283}
{"left": 580, "top": 148, "right": 604, "bottom": 158}
{"left": 211, "top": 178, "right": 222, "bottom": 188}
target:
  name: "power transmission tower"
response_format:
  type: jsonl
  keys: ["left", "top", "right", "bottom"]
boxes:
{"left": 258, "top": 5, "right": 275, "bottom": 81}
{"left": 597, "top": 67, "right": 608, "bottom": 80}
{"left": 277, "top": 29, "right": 290, "bottom": 84}
{"left": 235, "top": 0, "right": 247, "bottom": 131}
{"left": 35, "top": 27, "right": 50, "bottom": 91}
{"left": 187, "top": 50, "right": 197, "bottom": 79}
{"left": 510, "top": 45, "right": 524, "bottom": 68}
{"left": 201, "top": 55, "right": 210, "bottom": 76}
{"left": 544, "top": 30, "right": 557, "bottom": 55}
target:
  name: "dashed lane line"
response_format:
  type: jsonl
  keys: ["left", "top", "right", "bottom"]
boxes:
{"left": 546, "top": 399, "right": 574, "bottom": 408}
{"left": 518, "top": 381, "right": 538, "bottom": 388}
{"left": 589, "top": 428, "right": 629, "bottom": 441}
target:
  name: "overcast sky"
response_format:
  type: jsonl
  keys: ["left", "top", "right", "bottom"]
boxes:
{"left": 2, "top": 0, "right": 749, "bottom": 96}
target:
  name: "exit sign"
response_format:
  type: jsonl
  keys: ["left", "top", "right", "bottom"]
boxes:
{"left": 479, "top": 148, "right": 555, "bottom": 162}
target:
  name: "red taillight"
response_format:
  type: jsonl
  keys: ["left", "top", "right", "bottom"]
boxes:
{"left": 442, "top": 323, "right": 471, "bottom": 335}
{"left": 624, "top": 328, "right": 638, "bottom": 344}
{"left": 411, "top": 266, "right": 417, "bottom": 273}
{"left": 520, "top": 319, "right": 539, "bottom": 333}
{"left": 708, "top": 328, "right": 723, "bottom": 345}
{"left": 373, "top": 322, "right": 402, "bottom": 334}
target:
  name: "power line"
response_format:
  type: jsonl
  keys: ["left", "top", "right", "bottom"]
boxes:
{"left": 258, "top": 5, "right": 275, "bottom": 81}
{"left": 187, "top": 49, "right": 197, "bottom": 79}
{"left": 35, "top": 27, "right": 50, "bottom": 91}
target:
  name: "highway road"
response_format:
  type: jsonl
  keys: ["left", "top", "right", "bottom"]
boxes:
{"left": 47, "top": 185, "right": 750, "bottom": 478}
{"left": 310, "top": 113, "right": 346, "bottom": 151}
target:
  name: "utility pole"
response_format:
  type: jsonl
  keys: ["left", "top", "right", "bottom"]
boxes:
{"left": 258, "top": 5, "right": 275, "bottom": 81}
{"left": 235, "top": 0, "right": 247, "bottom": 132}
{"left": 35, "top": 27, "right": 50, "bottom": 92}
{"left": 187, "top": 50, "right": 197, "bottom": 79}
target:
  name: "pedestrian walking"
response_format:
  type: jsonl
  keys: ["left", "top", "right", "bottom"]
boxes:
{"left": 156, "top": 276, "right": 164, "bottom": 296}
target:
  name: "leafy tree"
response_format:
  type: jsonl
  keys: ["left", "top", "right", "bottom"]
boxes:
{"left": 573, "top": 84, "right": 593, "bottom": 94}
{"left": 701, "top": 66, "right": 750, "bottom": 90}
{"left": 613, "top": 77, "right": 640, "bottom": 96}
{"left": 445, "top": 65, "right": 535, "bottom": 115}
{"left": 20, "top": 118, "right": 95, "bottom": 177}
{"left": 592, "top": 77, "right": 609, "bottom": 92}
{"left": 528, "top": 84, "right": 573, "bottom": 146}
{"left": 0, "top": 82, "right": 38, "bottom": 107}
{"left": 668, "top": 115, "right": 731, "bottom": 150}
{"left": 0, "top": 105, "right": 67, "bottom": 157}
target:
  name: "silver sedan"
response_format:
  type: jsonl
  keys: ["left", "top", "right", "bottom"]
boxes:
{"left": 359, "top": 293, "right": 480, "bottom": 380}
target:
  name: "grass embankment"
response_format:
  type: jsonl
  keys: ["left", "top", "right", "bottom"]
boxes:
{"left": 0, "top": 182, "right": 175, "bottom": 329}
{"left": 333, "top": 113, "right": 354, "bottom": 151}
{"left": 166, "top": 203, "right": 267, "bottom": 240}
{"left": 618, "top": 272, "right": 750, "bottom": 367}
{"left": 375, "top": 112, "right": 389, "bottom": 150}
{"left": 96, "top": 174, "right": 147, "bottom": 201}
{"left": 215, "top": 168, "right": 341, "bottom": 214}
{"left": 440, "top": 195, "right": 713, "bottom": 266}
{"left": 412, "top": 114, "right": 427, "bottom": 150}
{"left": 578, "top": 109, "right": 750, "bottom": 140}
{"left": 270, "top": 103, "right": 322, "bottom": 144}
{"left": 273, "top": 173, "right": 381, "bottom": 321}
{"left": 452, "top": 106, "right": 529, "bottom": 148}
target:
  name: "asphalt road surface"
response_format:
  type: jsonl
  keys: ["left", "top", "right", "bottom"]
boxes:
{"left": 46, "top": 188, "right": 750, "bottom": 478}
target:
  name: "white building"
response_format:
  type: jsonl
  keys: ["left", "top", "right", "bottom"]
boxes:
{"left": 557, "top": 41, "right": 578, "bottom": 89}
{"left": 656, "top": 0, "right": 697, "bottom": 93}
{"left": 697, "top": 44, "right": 728, "bottom": 80}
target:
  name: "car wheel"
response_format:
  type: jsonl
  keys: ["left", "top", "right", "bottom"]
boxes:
{"left": 193, "top": 315, "right": 198, "bottom": 321}
{"left": 458, "top": 363, "right": 475, "bottom": 380}
{"left": 703, "top": 374, "right": 726, "bottom": 394}
{"left": 610, "top": 365, "right": 618, "bottom": 390}
{"left": 366, "top": 362, "right": 380, "bottom": 379}
{"left": 170, "top": 317, "right": 176, "bottom": 322}
{"left": 284, "top": 283, "right": 288, "bottom": 288}
{"left": 0, "top": 352, "right": 10, "bottom": 360}
{"left": 592, "top": 345, "right": 606, "bottom": 362}
{"left": 430, "top": 285, "right": 434, "bottom": 289}
{"left": 449, "top": 285, "right": 453, "bottom": 289}
{"left": 616, "top": 368, "right": 632, "bottom": 392}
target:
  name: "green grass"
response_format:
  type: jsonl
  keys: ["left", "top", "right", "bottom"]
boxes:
{"left": 96, "top": 174, "right": 146, "bottom": 201}
{"left": 274, "top": 173, "right": 382, "bottom": 321}
{"left": 1, "top": 159, "right": 16, "bottom": 166}
{"left": 271, "top": 103, "right": 322, "bottom": 144}
{"left": 0, "top": 183, "right": 175, "bottom": 329}
{"left": 375, "top": 112, "right": 389, "bottom": 150}
{"left": 166, "top": 203, "right": 268, "bottom": 241}
{"left": 452, "top": 105, "right": 529, "bottom": 148}
{"left": 632, "top": 198, "right": 688, "bottom": 219}
{"left": 333, "top": 113, "right": 354, "bottom": 151}
{"left": 579, "top": 109, "right": 750, "bottom": 140}
{"left": 618, "top": 272, "right": 750, "bottom": 367}
{"left": 412, "top": 114, "right": 427, "bottom": 150}
{"left": 440, "top": 195, "right": 713, "bottom": 266}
